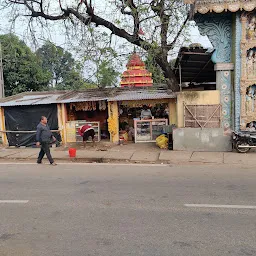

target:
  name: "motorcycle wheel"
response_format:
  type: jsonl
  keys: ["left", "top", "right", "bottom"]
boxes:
{"left": 235, "top": 141, "right": 250, "bottom": 153}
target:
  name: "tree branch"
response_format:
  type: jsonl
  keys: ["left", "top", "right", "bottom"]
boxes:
{"left": 120, "top": 0, "right": 139, "bottom": 36}
{"left": 7, "top": 0, "right": 153, "bottom": 51}
{"left": 167, "top": 13, "right": 189, "bottom": 50}
{"left": 140, "top": 14, "right": 157, "bottom": 24}
{"left": 5, "top": 0, "right": 184, "bottom": 92}
{"left": 150, "top": 0, "right": 170, "bottom": 56}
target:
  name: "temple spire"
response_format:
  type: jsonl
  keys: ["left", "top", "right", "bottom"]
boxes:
{"left": 120, "top": 53, "right": 153, "bottom": 87}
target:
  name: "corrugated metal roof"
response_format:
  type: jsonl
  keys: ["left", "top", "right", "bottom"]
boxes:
{"left": 58, "top": 87, "right": 176, "bottom": 103}
{"left": 0, "top": 87, "right": 177, "bottom": 107}
{"left": 107, "top": 89, "right": 176, "bottom": 101}
{"left": 174, "top": 46, "right": 215, "bottom": 84}
{"left": 58, "top": 89, "right": 110, "bottom": 103}
{"left": 0, "top": 91, "right": 66, "bottom": 107}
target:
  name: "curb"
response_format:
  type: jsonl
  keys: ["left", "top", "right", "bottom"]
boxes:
{"left": 0, "top": 156, "right": 246, "bottom": 166}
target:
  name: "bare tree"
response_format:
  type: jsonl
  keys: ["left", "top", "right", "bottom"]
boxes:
{"left": 2, "top": 0, "right": 190, "bottom": 91}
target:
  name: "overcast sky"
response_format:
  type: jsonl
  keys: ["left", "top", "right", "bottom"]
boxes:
{"left": 0, "top": 2, "right": 212, "bottom": 79}
{"left": 0, "top": 0, "right": 212, "bottom": 50}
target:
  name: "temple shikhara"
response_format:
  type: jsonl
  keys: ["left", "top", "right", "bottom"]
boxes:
{"left": 120, "top": 53, "right": 153, "bottom": 87}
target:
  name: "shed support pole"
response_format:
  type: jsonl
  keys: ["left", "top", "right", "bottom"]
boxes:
{"left": 108, "top": 101, "right": 119, "bottom": 143}
{"left": 61, "top": 103, "right": 67, "bottom": 145}
{"left": 0, "top": 107, "right": 7, "bottom": 146}
{"left": 179, "top": 64, "right": 182, "bottom": 91}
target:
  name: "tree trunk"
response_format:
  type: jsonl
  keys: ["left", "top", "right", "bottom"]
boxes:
{"left": 165, "top": 73, "right": 180, "bottom": 92}
{"left": 154, "top": 55, "right": 180, "bottom": 92}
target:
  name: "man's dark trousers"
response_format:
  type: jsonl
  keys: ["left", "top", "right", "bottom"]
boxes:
{"left": 37, "top": 142, "right": 54, "bottom": 164}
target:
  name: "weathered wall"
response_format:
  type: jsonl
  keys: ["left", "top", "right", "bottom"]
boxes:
{"left": 173, "top": 128, "right": 232, "bottom": 152}
{"left": 168, "top": 98, "right": 177, "bottom": 126}
{"left": 177, "top": 91, "right": 221, "bottom": 128}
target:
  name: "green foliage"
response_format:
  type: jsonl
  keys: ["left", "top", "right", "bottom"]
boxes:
{"left": 0, "top": 34, "right": 49, "bottom": 96}
{"left": 81, "top": 40, "right": 120, "bottom": 88}
{"left": 0, "top": 35, "right": 90, "bottom": 96}
{"left": 36, "top": 41, "right": 84, "bottom": 89}
{"left": 145, "top": 55, "right": 166, "bottom": 84}
{"left": 55, "top": 69, "right": 84, "bottom": 90}
{"left": 82, "top": 82, "right": 98, "bottom": 89}
{"left": 2, "top": 0, "right": 190, "bottom": 91}
{"left": 96, "top": 60, "right": 119, "bottom": 87}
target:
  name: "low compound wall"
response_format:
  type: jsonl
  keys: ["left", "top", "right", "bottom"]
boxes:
{"left": 173, "top": 128, "right": 232, "bottom": 152}
{"left": 177, "top": 91, "right": 220, "bottom": 128}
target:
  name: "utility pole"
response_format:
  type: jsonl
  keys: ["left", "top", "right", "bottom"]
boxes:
{"left": 0, "top": 43, "right": 5, "bottom": 98}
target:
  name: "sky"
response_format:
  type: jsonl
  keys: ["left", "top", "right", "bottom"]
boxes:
{"left": 0, "top": 0, "right": 212, "bottom": 49}
{"left": 189, "top": 28, "right": 212, "bottom": 48}
{"left": 0, "top": 1, "right": 212, "bottom": 79}
{"left": 0, "top": 14, "right": 211, "bottom": 49}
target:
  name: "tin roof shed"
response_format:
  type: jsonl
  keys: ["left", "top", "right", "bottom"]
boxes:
{"left": 0, "top": 87, "right": 177, "bottom": 107}
{"left": 0, "top": 91, "right": 66, "bottom": 107}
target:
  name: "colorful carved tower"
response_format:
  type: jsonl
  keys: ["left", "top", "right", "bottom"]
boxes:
{"left": 120, "top": 53, "right": 153, "bottom": 87}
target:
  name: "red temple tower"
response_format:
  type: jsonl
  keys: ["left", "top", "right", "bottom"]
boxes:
{"left": 120, "top": 53, "right": 153, "bottom": 87}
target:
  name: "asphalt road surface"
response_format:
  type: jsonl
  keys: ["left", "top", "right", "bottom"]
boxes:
{"left": 0, "top": 163, "right": 256, "bottom": 256}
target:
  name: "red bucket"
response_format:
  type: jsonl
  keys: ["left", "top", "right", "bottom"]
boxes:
{"left": 69, "top": 148, "right": 76, "bottom": 158}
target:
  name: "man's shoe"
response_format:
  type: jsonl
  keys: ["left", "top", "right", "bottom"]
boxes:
{"left": 37, "top": 161, "right": 42, "bottom": 164}
{"left": 51, "top": 162, "right": 57, "bottom": 166}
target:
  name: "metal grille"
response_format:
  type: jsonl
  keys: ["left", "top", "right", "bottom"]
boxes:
{"left": 184, "top": 104, "right": 221, "bottom": 128}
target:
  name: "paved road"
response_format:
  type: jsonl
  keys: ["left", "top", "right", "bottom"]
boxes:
{"left": 0, "top": 163, "right": 256, "bottom": 256}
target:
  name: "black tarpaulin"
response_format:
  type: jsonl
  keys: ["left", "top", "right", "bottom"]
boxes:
{"left": 4, "top": 104, "right": 61, "bottom": 147}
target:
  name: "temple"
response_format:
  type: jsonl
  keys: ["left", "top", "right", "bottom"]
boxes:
{"left": 184, "top": 0, "right": 256, "bottom": 14}
{"left": 120, "top": 53, "right": 153, "bottom": 87}
{"left": 184, "top": 0, "right": 256, "bottom": 131}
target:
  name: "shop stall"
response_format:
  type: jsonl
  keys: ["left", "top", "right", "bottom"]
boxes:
{"left": 65, "top": 101, "right": 108, "bottom": 143}
{"left": 118, "top": 100, "right": 170, "bottom": 143}
{"left": 134, "top": 119, "right": 168, "bottom": 143}
{"left": 65, "top": 120, "right": 101, "bottom": 143}
{"left": 0, "top": 87, "right": 177, "bottom": 146}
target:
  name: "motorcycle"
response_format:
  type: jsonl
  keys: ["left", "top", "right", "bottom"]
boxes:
{"left": 232, "top": 130, "right": 256, "bottom": 153}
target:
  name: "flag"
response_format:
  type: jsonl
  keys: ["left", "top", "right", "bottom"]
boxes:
{"left": 138, "top": 28, "right": 145, "bottom": 35}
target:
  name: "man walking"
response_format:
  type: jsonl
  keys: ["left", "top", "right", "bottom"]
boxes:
{"left": 78, "top": 123, "right": 95, "bottom": 147}
{"left": 36, "top": 116, "right": 57, "bottom": 165}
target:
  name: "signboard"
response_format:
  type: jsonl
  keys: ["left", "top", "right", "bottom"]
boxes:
{"left": 66, "top": 121, "right": 76, "bottom": 142}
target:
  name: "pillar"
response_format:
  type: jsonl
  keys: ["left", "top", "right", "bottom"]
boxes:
{"left": 61, "top": 103, "right": 67, "bottom": 145}
{"left": 57, "top": 103, "right": 68, "bottom": 145}
{"left": 0, "top": 107, "right": 7, "bottom": 146}
{"left": 57, "top": 104, "right": 63, "bottom": 143}
{"left": 196, "top": 13, "right": 233, "bottom": 130}
{"left": 214, "top": 63, "right": 234, "bottom": 130}
{"left": 168, "top": 99, "right": 177, "bottom": 126}
{"left": 234, "top": 13, "right": 242, "bottom": 131}
{"left": 107, "top": 101, "right": 119, "bottom": 143}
